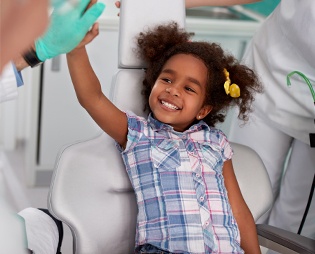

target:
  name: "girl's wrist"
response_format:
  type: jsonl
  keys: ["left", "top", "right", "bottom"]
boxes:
{"left": 67, "top": 46, "right": 86, "bottom": 57}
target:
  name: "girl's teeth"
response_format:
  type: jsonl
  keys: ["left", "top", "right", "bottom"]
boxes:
{"left": 162, "top": 101, "right": 178, "bottom": 110}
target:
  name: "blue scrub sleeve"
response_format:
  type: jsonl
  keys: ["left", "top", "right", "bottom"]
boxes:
{"left": 12, "top": 63, "right": 24, "bottom": 87}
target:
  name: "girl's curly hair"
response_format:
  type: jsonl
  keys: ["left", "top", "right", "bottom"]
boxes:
{"left": 137, "top": 22, "right": 263, "bottom": 127}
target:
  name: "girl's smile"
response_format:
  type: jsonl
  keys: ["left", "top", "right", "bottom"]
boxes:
{"left": 160, "top": 99, "right": 181, "bottom": 111}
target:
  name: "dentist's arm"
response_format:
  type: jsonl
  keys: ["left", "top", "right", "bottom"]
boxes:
{"left": 114, "top": 1, "right": 261, "bottom": 14}
{"left": 0, "top": 0, "right": 49, "bottom": 73}
{"left": 21, "top": 0, "right": 105, "bottom": 70}
{"left": 185, "top": 0, "right": 261, "bottom": 8}
{"left": 35, "top": 0, "right": 105, "bottom": 62}
{"left": 21, "top": 0, "right": 104, "bottom": 69}
{"left": 1, "top": 0, "right": 105, "bottom": 74}
{"left": 0, "top": 0, "right": 104, "bottom": 73}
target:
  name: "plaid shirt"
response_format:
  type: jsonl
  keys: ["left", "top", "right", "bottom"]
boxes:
{"left": 118, "top": 112, "right": 243, "bottom": 254}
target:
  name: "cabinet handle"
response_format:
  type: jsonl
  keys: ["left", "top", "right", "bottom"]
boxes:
{"left": 51, "top": 56, "right": 61, "bottom": 72}
{"left": 239, "top": 40, "right": 248, "bottom": 60}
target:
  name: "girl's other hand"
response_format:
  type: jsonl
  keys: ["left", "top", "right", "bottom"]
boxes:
{"left": 115, "top": 1, "right": 120, "bottom": 16}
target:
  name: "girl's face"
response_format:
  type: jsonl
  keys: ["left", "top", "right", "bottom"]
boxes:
{"left": 149, "top": 54, "right": 212, "bottom": 132}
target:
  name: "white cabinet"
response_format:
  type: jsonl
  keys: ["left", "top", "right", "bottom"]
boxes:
{"left": 187, "top": 17, "right": 261, "bottom": 60}
{"left": 193, "top": 33, "right": 248, "bottom": 60}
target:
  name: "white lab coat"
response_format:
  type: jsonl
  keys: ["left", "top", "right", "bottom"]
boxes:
{"left": 243, "top": 0, "right": 315, "bottom": 145}
{"left": 0, "top": 198, "right": 28, "bottom": 254}
{"left": 18, "top": 208, "right": 59, "bottom": 254}
{"left": 229, "top": 0, "right": 315, "bottom": 239}
{"left": 0, "top": 64, "right": 25, "bottom": 253}
{"left": 0, "top": 63, "right": 19, "bottom": 103}
{"left": 0, "top": 152, "right": 28, "bottom": 254}
{"left": 0, "top": 66, "right": 59, "bottom": 252}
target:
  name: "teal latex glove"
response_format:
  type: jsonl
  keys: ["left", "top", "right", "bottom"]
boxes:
{"left": 35, "top": 0, "right": 105, "bottom": 61}
{"left": 50, "top": 0, "right": 79, "bottom": 13}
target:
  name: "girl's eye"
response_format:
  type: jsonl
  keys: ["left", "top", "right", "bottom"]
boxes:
{"left": 185, "top": 86, "right": 195, "bottom": 93}
{"left": 162, "top": 78, "right": 172, "bottom": 83}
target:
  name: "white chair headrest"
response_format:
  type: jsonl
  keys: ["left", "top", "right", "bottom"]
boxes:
{"left": 118, "top": 0, "right": 186, "bottom": 69}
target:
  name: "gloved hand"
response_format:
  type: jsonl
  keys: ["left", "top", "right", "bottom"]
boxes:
{"left": 51, "top": 0, "right": 79, "bottom": 13}
{"left": 35, "top": 0, "right": 105, "bottom": 61}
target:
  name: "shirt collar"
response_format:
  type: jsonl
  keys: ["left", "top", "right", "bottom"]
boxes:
{"left": 147, "top": 113, "right": 210, "bottom": 134}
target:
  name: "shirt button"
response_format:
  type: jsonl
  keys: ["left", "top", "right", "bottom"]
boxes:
{"left": 196, "top": 173, "right": 200, "bottom": 178}
{"left": 205, "top": 221, "right": 209, "bottom": 226}
{"left": 200, "top": 196, "right": 204, "bottom": 201}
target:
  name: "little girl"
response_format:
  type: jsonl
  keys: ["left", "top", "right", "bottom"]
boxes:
{"left": 67, "top": 22, "right": 263, "bottom": 253}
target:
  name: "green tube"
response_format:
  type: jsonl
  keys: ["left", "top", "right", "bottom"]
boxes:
{"left": 287, "top": 71, "right": 315, "bottom": 103}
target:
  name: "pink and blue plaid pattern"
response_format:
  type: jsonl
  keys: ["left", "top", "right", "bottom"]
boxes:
{"left": 118, "top": 112, "right": 244, "bottom": 254}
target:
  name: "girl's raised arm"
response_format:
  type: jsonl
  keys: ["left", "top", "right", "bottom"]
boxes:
{"left": 223, "top": 159, "right": 261, "bottom": 253}
{"left": 66, "top": 25, "right": 128, "bottom": 148}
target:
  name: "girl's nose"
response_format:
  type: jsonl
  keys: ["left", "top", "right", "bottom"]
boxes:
{"left": 166, "top": 86, "right": 180, "bottom": 97}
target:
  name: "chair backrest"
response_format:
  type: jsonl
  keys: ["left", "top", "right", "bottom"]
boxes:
{"left": 48, "top": 1, "right": 273, "bottom": 253}
{"left": 230, "top": 142, "right": 273, "bottom": 224}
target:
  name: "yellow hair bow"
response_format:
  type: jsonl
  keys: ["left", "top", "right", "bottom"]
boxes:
{"left": 223, "top": 68, "right": 240, "bottom": 98}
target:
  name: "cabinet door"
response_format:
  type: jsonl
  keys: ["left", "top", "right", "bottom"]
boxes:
{"left": 192, "top": 33, "right": 249, "bottom": 60}
{"left": 38, "top": 29, "right": 119, "bottom": 168}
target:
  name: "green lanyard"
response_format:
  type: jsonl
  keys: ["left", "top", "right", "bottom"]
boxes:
{"left": 287, "top": 71, "right": 315, "bottom": 147}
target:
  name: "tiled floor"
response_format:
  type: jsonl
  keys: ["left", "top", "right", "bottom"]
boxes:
{"left": 1, "top": 145, "right": 73, "bottom": 254}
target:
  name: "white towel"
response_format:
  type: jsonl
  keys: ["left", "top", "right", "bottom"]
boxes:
{"left": 19, "top": 208, "right": 59, "bottom": 254}
{"left": 0, "top": 159, "right": 28, "bottom": 254}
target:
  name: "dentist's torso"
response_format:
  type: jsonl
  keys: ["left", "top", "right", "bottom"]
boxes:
{"left": 243, "top": 0, "right": 315, "bottom": 144}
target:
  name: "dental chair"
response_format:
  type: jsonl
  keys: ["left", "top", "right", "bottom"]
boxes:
{"left": 48, "top": 0, "right": 315, "bottom": 253}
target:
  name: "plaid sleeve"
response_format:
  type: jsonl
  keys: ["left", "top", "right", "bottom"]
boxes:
{"left": 116, "top": 111, "right": 146, "bottom": 153}
{"left": 219, "top": 130, "right": 233, "bottom": 162}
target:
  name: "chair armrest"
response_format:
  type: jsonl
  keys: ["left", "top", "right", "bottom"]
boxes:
{"left": 257, "top": 224, "right": 315, "bottom": 254}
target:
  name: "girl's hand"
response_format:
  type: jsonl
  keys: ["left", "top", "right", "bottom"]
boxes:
{"left": 73, "top": 22, "right": 100, "bottom": 51}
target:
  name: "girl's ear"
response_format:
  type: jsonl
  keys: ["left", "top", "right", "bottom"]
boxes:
{"left": 196, "top": 105, "right": 212, "bottom": 120}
